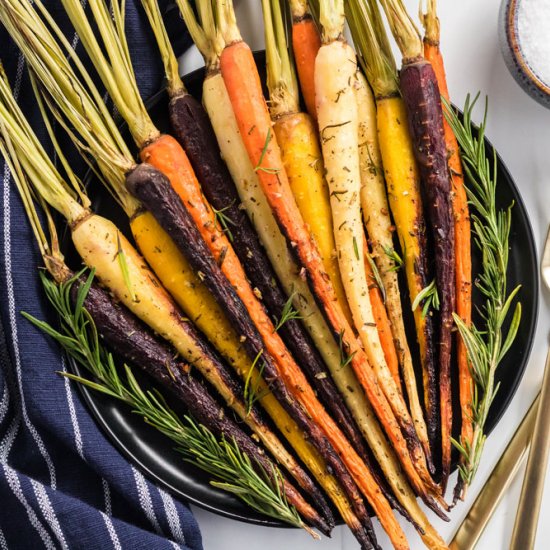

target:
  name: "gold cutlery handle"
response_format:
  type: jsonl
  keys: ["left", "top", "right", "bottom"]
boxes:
{"left": 509, "top": 348, "right": 550, "bottom": 550}
{"left": 450, "top": 392, "right": 540, "bottom": 550}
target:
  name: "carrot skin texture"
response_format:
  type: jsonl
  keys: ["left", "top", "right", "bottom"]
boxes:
{"left": 126, "top": 162, "right": 374, "bottom": 531}
{"left": 126, "top": 164, "right": 258, "bottom": 362}
{"left": 168, "top": 92, "right": 372, "bottom": 465}
{"left": 221, "top": 39, "right": 436, "bottom": 548}
{"left": 273, "top": 112, "right": 355, "bottom": 329}
{"left": 70, "top": 276, "right": 326, "bottom": 533}
{"left": 363, "top": 243, "right": 402, "bottom": 391}
{"left": 400, "top": 60, "right": 456, "bottom": 491}
{"left": 424, "top": 40, "right": 473, "bottom": 496}
{"left": 202, "top": 74, "right": 441, "bottom": 538}
{"left": 376, "top": 96, "right": 439, "bottom": 458}
{"left": 198, "top": 78, "right": 380, "bottom": 537}
{"left": 271, "top": 105, "right": 413, "bottom": 524}
{"left": 208, "top": 66, "right": 448, "bottom": 548}
{"left": 314, "top": 40, "right": 437, "bottom": 503}
{"left": 292, "top": 14, "right": 321, "bottom": 121}
{"left": 129, "top": 210, "right": 339, "bottom": 516}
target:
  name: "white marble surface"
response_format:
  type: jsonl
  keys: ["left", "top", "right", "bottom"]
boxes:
{"left": 180, "top": 0, "right": 550, "bottom": 547}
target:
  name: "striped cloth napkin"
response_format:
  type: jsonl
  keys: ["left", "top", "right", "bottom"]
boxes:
{"left": 0, "top": 2, "right": 203, "bottom": 548}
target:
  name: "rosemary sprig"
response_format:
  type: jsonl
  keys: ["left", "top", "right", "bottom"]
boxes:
{"left": 115, "top": 231, "right": 136, "bottom": 302}
{"left": 180, "top": 418, "right": 301, "bottom": 526}
{"left": 243, "top": 350, "right": 269, "bottom": 415}
{"left": 382, "top": 245, "right": 403, "bottom": 272}
{"left": 366, "top": 253, "right": 386, "bottom": 303}
{"left": 22, "top": 271, "right": 306, "bottom": 529}
{"left": 254, "top": 129, "right": 280, "bottom": 174}
{"left": 352, "top": 236, "right": 360, "bottom": 261}
{"left": 444, "top": 94, "right": 522, "bottom": 496}
{"left": 212, "top": 201, "right": 236, "bottom": 242}
{"left": 338, "top": 329, "right": 356, "bottom": 370}
{"left": 273, "top": 291, "right": 303, "bottom": 332}
{"left": 411, "top": 278, "right": 440, "bottom": 319}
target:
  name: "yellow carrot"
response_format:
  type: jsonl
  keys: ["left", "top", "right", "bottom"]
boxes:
{"left": 348, "top": 0, "right": 439, "bottom": 458}
{"left": 353, "top": 66, "right": 432, "bottom": 467}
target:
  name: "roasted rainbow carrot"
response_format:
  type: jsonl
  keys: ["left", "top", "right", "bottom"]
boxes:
{"left": 313, "top": 3, "right": 433, "bottom": 487}
{"left": 141, "top": 0, "right": 373, "bottom": 478}
{"left": 347, "top": 0, "right": 433, "bottom": 472}
{"left": 421, "top": 0, "right": 473, "bottom": 501}
{"left": 363, "top": 239, "right": 401, "bottom": 391}
{"left": 379, "top": 0, "right": 456, "bottom": 492}
{"left": 347, "top": 0, "right": 439, "bottom": 461}
{"left": 8, "top": 0, "right": 362, "bottom": 537}
{"left": 286, "top": 0, "right": 407, "bottom": 405}
{"left": 288, "top": 0, "right": 321, "bottom": 121}
{"left": 175, "top": 5, "right": 451, "bottom": 542}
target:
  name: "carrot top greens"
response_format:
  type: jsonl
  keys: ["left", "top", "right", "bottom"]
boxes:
{"left": 60, "top": 0, "right": 159, "bottom": 147}
{"left": 0, "top": 66, "right": 86, "bottom": 224}
{"left": 420, "top": 0, "right": 440, "bottom": 44}
{"left": 141, "top": 0, "right": 185, "bottom": 96}
{"left": 0, "top": 68, "right": 66, "bottom": 281}
{"left": 262, "top": 0, "right": 300, "bottom": 117}
{"left": 378, "top": 0, "right": 423, "bottom": 61}
{"left": 288, "top": 0, "right": 309, "bottom": 19}
{"left": 0, "top": 0, "right": 139, "bottom": 216}
{"left": 216, "top": 0, "right": 242, "bottom": 46}
{"left": 318, "top": 0, "right": 345, "bottom": 43}
{"left": 347, "top": 0, "right": 399, "bottom": 98}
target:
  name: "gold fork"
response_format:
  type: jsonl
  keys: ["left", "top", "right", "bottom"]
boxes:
{"left": 451, "top": 226, "right": 550, "bottom": 550}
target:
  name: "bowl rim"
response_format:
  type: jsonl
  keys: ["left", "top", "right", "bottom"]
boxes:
{"left": 506, "top": 0, "right": 550, "bottom": 96}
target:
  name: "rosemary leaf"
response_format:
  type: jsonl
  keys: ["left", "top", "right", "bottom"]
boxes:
{"left": 352, "top": 236, "right": 360, "bottom": 261}
{"left": 382, "top": 245, "right": 403, "bottom": 272}
{"left": 243, "top": 350, "right": 269, "bottom": 415}
{"left": 254, "top": 128, "right": 279, "bottom": 174}
{"left": 411, "top": 278, "right": 439, "bottom": 319}
{"left": 337, "top": 329, "right": 356, "bottom": 370}
{"left": 212, "top": 201, "right": 236, "bottom": 242}
{"left": 115, "top": 231, "right": 136, "bottom": 302}
{"left": 366, "top": 253, "right": 386, "bottom": 303}
{"left": 273, "top": 291, "right": 303, "bottom": 332}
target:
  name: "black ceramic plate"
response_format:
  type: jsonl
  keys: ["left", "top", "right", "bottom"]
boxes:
{"left": 67, "top": 52, "right": 539, "bottom": 527}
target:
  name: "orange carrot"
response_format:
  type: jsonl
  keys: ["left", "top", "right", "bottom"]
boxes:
{"left": 363, "top": 239, "right": 402, "bottom": 393}
{"left": 219, "top": 31, "right": 447, "bottom": 526}
{"left": 289, "top": 0, "right": 321, "bottom": 121}
{"left": 422, "top": 0, "right": 472, "bottom": 501}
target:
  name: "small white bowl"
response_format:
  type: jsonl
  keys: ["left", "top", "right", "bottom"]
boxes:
{"left": 499, "top": 0, "right": 550, "bottom": 107}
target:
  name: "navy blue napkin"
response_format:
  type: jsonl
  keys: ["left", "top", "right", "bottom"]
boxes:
{"left": 0, "top": 2, "right": 203, "bottom": 548}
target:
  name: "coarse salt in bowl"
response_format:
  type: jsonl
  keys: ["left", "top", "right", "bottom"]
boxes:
{"left": 499, "top": 0, "right": 550, "bottom": 107}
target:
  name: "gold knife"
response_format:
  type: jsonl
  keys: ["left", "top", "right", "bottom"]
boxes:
{"left": 509, "top": 349, "right": 550, "bottom": 549}
{"left": 449, "top": 392, "right": 540, "bottom": 550}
